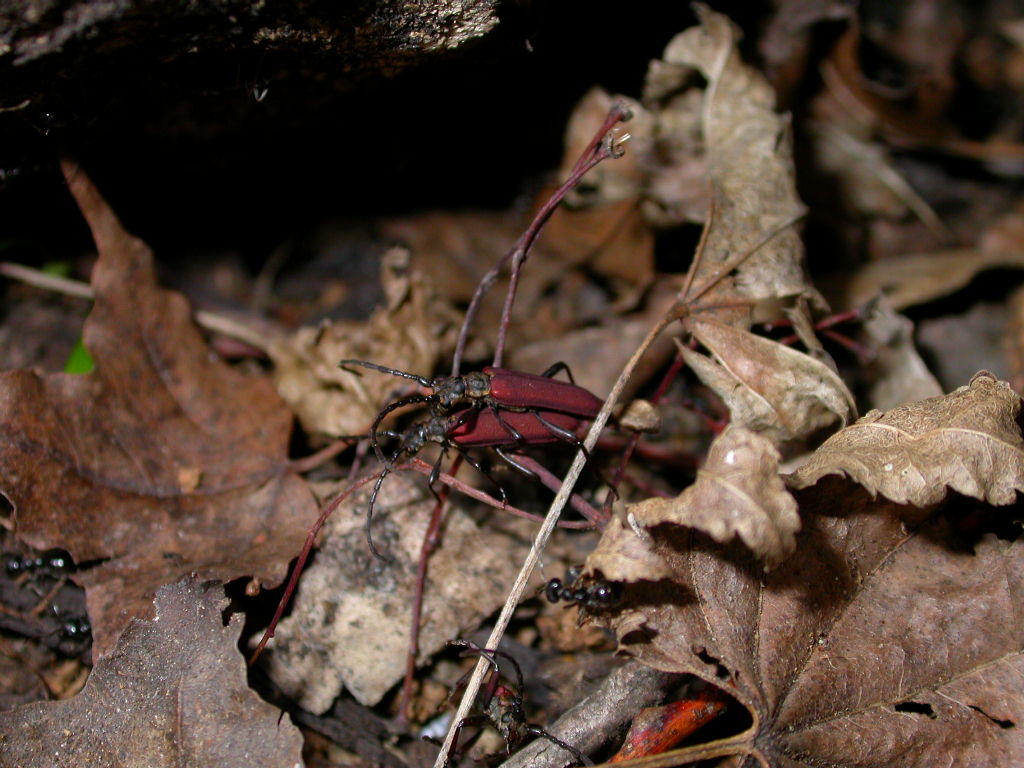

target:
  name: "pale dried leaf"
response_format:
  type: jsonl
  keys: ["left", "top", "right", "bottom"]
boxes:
{"left": 585, "top": 514, "right": 672, "bottom": 586}
{"left": 269, "top": 246, "right": 460, "bottom": 437}
{"left": 659, "top": 4, "right": 819, "bottom": 310}
{"left": 617, "top": 398, "right": 662, "bottom": 433}
{"left": 861, "top": 300, "right": 943, "bottom": 410}
{"left": 631, "top": 426, "right": 799, "bottom": 566}
{"left": 789, "top": 371, "right": 1024, "bottom": 506}
{"left": 639, "top": 94, "right": 712, "bottom": 229}
{"left": 262, "top": 473, "right": 524, "bottom": 710}
{"left": 679, "top": 320, "right": 857, "bottom": 445}
{"left": 842, "top": 248, "right": 1024, "bottom": 311}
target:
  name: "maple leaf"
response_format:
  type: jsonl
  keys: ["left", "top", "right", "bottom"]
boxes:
{"left": 587, "top": 374, "right": 1024, "bottom": 766}
{"left": 0, "top": 162, "right": 316, "bottom": 655}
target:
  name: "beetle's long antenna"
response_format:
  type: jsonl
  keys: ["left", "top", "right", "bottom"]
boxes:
{"left": 370, "top": 394, "right": 432, "bottom": 465}
{"left": 365, "top": 444, "right": 404, "bottom": 562}
{"left": 339, "top": 359, "right": 433, "bottom": 388}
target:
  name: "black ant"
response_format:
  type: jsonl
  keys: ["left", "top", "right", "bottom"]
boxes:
{"left": 44, "top": 607, "right": 92, "bottom": 657}
{"left": 5, "top": 548, "right": 75, "bottom": 579}
{"left": 58, "top": 615, "right": 91, "bottom": 643}
{"left": 545, "top": 567, "right": 622, "bottom": 610}
{"left": 438, "top": 640, "right": 591, "bottom": 767}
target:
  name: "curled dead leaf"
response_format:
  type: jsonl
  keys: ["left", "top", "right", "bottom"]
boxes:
{"left": 678, "top": 322, "right": 856, "bottom": 445}
{"left": 631, "top": 425, "right": 800, "bottom": 567}
{"left": 861, "top": 299, "right": 943, "bottom": 410}
{"left": 585, "top": 514, "right": 673, "bottom": 586}
{"left": 789, "top": 371, "right": 1024, "bottom": 507}
{"left": 269, "top": 245, "right": 460, "bottom": 437}
{"left": 659, "top": 4, "right": 820, "bottom": 311}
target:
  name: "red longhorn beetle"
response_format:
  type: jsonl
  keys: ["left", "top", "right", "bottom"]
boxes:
{"left": 342, "top": 360, "right": 604, "bottom": 559}
{"left": 340, "top": 360, "right": 603, "bottom": 451}
{"left": 250, "top": 364, "right": 605, "bottom": 660}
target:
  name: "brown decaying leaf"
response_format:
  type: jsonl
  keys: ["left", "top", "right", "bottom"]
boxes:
{"left": 678, "top": 323, "right": 856, "bottom": 446}
{"left": 262, "top": 473, "right": 525, "bottom": 711}
{"left": 0, "top": 577, "right": 304, "bottom": 767}
{"left": 861, "top": 300, "right": 943, "bottom": 411}
{"left": 269, "top": 245, "right": 461, "bottom": 437}
{"left": 630, "top": 426, "right": 799, "bottom": 567}
{"left": 789, "top": 371, "right": 1024, "bottom": 507}
{"left": 0, "top": 162, "right": 316, "bottom": 656}
{"left": 598, "top": 486, "right": 1024, "bottom": 767}
{"left": 645, "top": 6, "right": 856, "bottom": 446}
{"left": 659, "top": 4, "right": 820, "bottom": 312}
{"left": 842, "top": 248, "right": 1024, "bottom": 312}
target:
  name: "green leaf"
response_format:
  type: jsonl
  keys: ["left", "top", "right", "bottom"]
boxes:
{"left": 64, "top": 338, "right": 94, "bottom": 374}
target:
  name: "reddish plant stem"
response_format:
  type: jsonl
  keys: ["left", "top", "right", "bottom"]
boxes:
{"left": 511, "top": 454, "right": 607, "bottom": 527}
{"left": 399, "top": 454, "right": 463, "bottom": 724}
{"left": 769, "top": 307, "right": 871, "bottom": 362}
{"left": 249, "top": 469, "right": 383, "bottom": 663}
{"left": 491, "top": 119, "right": 630, "bottom": 368}
{"left": 288, "top": 437, "right": 359, "bottom": 474}
{"left": 451, "top": 102, "right": 632, "bottom": 375}
{"left": 602, "top": 352, "right": 687, "bottom": 513}
{"left": 595, "top": 434, "right": 702, "bottom": 472}
{"left": 404, "top": 457, "right": 593, "bottom": 529}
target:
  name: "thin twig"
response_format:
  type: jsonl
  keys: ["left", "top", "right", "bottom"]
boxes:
{"left": 399, "top": 454, "right": 462, "bottom": 724}
{"left": 0, "top": 260, "right": 280, "bottom": 353}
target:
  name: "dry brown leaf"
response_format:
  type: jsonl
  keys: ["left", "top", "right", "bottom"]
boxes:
{"left": 541, "top": 195, "right": 655, "bottom": 301}
{"left": 0, "top": 163, "right": 316, "bottom": 656}
{"left": 842, "top": 248, "right": 1024, "bottom": 311}
{"left": 269, "top": 245, "right": 460, "bottom": 437}
{"left": 659, "top": 4, "right": 821, "bottom": 311}
{"left": 679, "top": 323, "right": 856, "bottom": 445}
{"left": 378, "top": 209, "right": 518, "bottom": 306}
{"left": 597, "top": 487, "right": 1024, "bottom": 767}
{"left": 861, "top": 300, "right": 943, "bottom": 410}
{"left": 630, "top": 426, "right": 799, "bottom": 567}
{"left": 645, "top": 6, "right": 856, "bottom": 444}
{"left": 585, "top": 514, "right": 673, "bottom": 587}
{"left": 262, "top": 473, "right": 525, "bottom": 710}
{"left": 789, "top": 371, "right": 1024, "bottom": 507}
{"left": 808, "top": 121, "right": 943, "bottom": 228}
{"left": 0, "top": 578, "right": 303, "bottom": 767}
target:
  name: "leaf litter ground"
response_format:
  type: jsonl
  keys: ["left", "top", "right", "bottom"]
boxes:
{"left": 2, "top": 4, "right": 1024, "bottom": 768}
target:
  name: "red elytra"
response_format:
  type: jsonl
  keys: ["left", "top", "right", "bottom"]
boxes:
{"left": 447, "top": 407, "right": 587, "bottom": 447}
{"left": 482, "top": 367, "right": 603, "bottom": 421}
